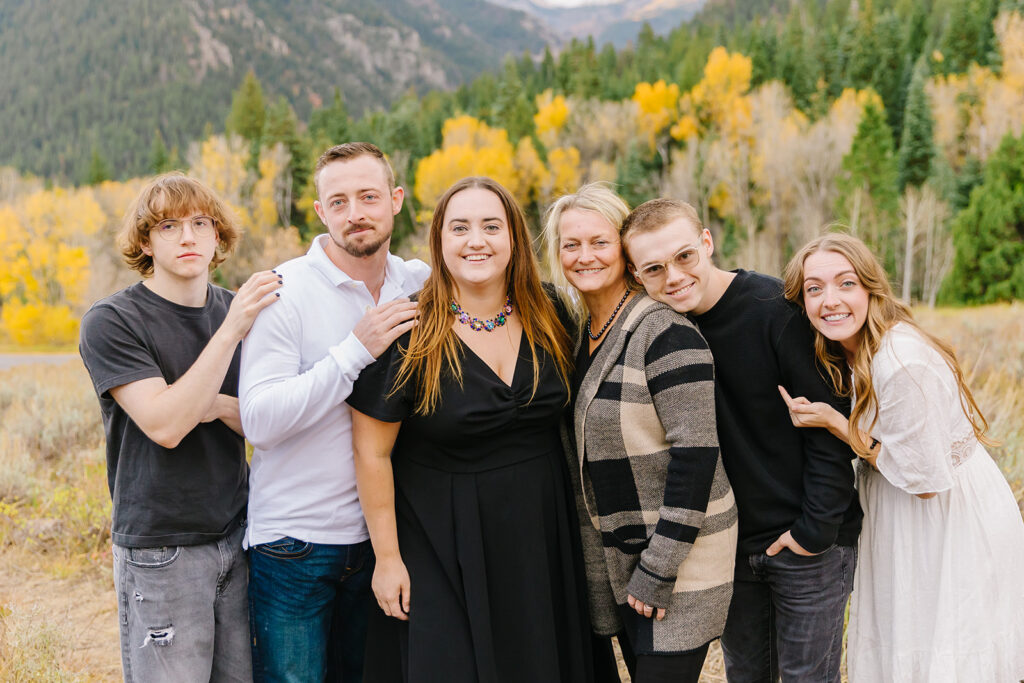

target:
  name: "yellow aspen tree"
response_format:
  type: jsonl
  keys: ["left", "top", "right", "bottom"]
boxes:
{"left": 534, "top": 90, "right": 571, "bottom": 148}
{"left": 513, "top": 137, "right": 550, "bottom": 205}
{"left": 187, "top": 135, "right": 250, "bottom": 207}
{"left": 414, "top": 116, "right": 519, "bottom": 221}
{"left": 631, "top": 80, "right": 681, "bottom": 150}
{"left": 0, "top": 187, "right": 104, "bottom": 345}
{"left": 542, "top": 147, "right": 583, "bottom": 201}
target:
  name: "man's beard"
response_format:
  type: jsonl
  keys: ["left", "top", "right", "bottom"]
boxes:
{"left": 333, "top": 224, "right": 391, "bottom": 258}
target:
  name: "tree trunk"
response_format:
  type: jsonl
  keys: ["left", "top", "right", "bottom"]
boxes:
{"left": 902, "top": 187, "right": 918, "bottom": 303}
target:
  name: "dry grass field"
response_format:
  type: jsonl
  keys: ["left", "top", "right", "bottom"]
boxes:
{"left": 0, "top": 304, "right": 1021, "bottom": 681}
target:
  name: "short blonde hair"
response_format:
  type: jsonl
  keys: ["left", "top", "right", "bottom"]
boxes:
{"left": 118, "top": 172, "right": 240, "bottom": 276}
{"left": 541, "top": 183, "right": 635, "bottom": 324}
{"left": 620, "top": 197, "right": 703, "bottom": 252}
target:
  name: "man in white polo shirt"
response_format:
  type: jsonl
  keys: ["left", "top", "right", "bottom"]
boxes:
{"left": 239, "top": 142, "right": 428, "bottom": 682}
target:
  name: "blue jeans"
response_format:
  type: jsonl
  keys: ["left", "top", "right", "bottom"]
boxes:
{"left": 248, "top": 537, "right": 374, "bottom": 683}
{"left": 720, "top": 544, "right": 856, "bottom": 683}
{"left": 113, "top": 520, "right": 251, "bottom": 683}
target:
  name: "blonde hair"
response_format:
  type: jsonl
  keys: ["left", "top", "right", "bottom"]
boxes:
{"left": 541, "top": 182, "right": 637, "bottom": 326}
{"left": 782, "top": 232, "right": 994, "bottom": 457}
{"left": 118, "top": 172, "right": 240, "bottom": 276}
{"left": 392, "top": 177, "right": 571, "bottom": 415}
{"left": 620, "top": 197, "right": 703, "bottom": 251}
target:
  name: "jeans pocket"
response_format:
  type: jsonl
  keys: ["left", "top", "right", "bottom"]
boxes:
{"left": 125, "top": 545, "right": 182, "bottom": 569}
{"left": 253, "top": 537, "right": 313, "bottom": 560}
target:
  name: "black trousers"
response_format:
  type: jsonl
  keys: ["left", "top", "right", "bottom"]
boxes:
{"left": 593, "top": 631, "right": 710, "bottom": 683}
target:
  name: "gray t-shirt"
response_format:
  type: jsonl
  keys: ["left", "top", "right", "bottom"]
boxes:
{"left": 79, "top": 281, "right": 247, "bottom": 548}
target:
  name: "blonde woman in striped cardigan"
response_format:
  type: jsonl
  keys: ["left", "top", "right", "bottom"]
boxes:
{"left": 544, "top": 184, "right": 738, "bottom": 683}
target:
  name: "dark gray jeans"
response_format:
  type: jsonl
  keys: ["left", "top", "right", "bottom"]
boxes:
{"left": 720, "top": 544, "right": 856, "bottom": 683}
{"left": 113, "top": 521, "right": 251, "bottom": 683}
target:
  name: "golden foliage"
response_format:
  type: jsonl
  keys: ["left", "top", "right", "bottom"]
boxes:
{"left": 513, "top": 136, "right": 550, "bottom": 205}
{"left": 631, "top": 80, "right": 680, "bottom": 149}
{"left": 928, "top": 11, "right": 1024, "bottom": 167}
{"left": 218, "top": 142, "right": 305, "bottom": 284}
{"left": 534, "top": 89, "right": 571, "bottom": 148}
{"left": 0, "top": 187, "right": 105, "bottom": 345}
{"left": 414, "top": 116, "right": 519, "bottom": 221}
{"left": 672, "top": 47, "right": 753, "bottom": 143}
{"left": 187, "top": 134, "right": 249, "bottom": 205}
{"left": 542, "top": 146, "right": 583, "bottom": 201}
{"left": 412, "top": 115, "right": 570, "bottom": 222}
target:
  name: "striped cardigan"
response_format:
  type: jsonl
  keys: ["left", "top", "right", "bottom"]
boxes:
{"left": 566, "top": 294, "right": 738, "bottom": 654}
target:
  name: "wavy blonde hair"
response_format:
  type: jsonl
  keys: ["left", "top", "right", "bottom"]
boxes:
{"left": 782, "top": 232, "right": 994, "bottom": 457}
{"left": 393, "top": 177, "right": 571, "bottom": 415}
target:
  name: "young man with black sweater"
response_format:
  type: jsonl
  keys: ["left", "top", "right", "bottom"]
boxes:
{"left": 622, "top": 198, "right": 862, "bottom": 683}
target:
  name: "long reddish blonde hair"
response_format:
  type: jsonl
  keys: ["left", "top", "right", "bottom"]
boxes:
{"left": 392, "top": 177, "right": 571, "bottom": 415}
{"left": 782, "top": 232, "right": 994, "bottom": 457}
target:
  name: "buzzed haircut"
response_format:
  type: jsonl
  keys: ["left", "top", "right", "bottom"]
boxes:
{"left": 621, "top": 198, "right": 703, "bottom": 249}
{"left": 313, "top": 142, "right": 396, "bottom": 193}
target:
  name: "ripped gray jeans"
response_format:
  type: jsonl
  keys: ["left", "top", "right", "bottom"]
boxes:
{"left": 112, "top": 520, "right": 251, "bottom": 683}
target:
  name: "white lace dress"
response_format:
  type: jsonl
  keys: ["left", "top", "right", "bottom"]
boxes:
{"left": 847, "top": 324, "right": 1024, "bottom": 682}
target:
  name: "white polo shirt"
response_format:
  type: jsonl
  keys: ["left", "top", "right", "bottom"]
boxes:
{"left": 239, "top": 235, "right": 429, "bottom": 548}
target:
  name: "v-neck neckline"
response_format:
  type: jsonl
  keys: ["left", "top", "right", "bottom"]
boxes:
{"left": 458, "top": 328, "right": 526, "bottom": 389}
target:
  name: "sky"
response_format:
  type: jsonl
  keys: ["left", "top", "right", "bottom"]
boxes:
{"left": 540, "top": 1, "right": 623, "bottom": 6}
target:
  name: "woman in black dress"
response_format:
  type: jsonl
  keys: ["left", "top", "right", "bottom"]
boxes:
{"left": 347, "top": 177, "right": 592, "bottom": 682}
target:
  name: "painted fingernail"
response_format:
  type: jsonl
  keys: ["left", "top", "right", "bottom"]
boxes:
{"left": 275, "top": 292, "right": 281, "bottom": 297}
{"left": 278, "top": 279, "right": 283, "bottom": 284}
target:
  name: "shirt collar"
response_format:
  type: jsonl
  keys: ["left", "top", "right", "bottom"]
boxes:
{"left": 306, "top": 234, "right": 414, "bottom": 295}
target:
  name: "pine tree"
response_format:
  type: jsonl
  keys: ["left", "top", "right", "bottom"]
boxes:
{"left": 493, "top": 57, "right": 535, "bottom": 141}
{"left": 309, "top": 88, "right": 350, "bottom": 148}
{"left": 615, "top": 143, "right": 660, "bottom": 208}
{"left": 778, "top": 9, "right": 817, "bottom": 112}
{"left": 226, "top": 70, "right": 266, "bottom": 145}
{"left": 845, "top": 1, "right": 878, "bottom": 90}
{"left": 871, "top": 12, "right": 905, "bottom": 125}
{"left": 85, "top": 146, "right": 111, "bottom": 185}
{"left": 940, "top": 133, "right": 1024, "bottom": 303}
{"left": 897, "top": 60, "right": 935, "bottom": 191}
{"left": 264, "top": 96, "right": 311, "bottom": 225}
{"left": 150, "top": 130, "right": 171, "bottom": 174}
{"left": 837, "top": 101, "right": 900, "bottom": 271}
{"left": 938, "top": 0, "right": 983, "bottom": 74}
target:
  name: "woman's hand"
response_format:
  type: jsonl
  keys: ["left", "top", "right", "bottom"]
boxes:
{"left": 777, "top": 385, "right": 849, "bottom": 442}
{"left": 372, "top": 556, "right": 411, "bottom": 621}
{"left": 627, "top": 594, "right": 666, "bottom": 621}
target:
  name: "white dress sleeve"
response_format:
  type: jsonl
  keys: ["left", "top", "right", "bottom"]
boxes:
{"left": 870, "top": 337, "right": 956, "bottom": 495}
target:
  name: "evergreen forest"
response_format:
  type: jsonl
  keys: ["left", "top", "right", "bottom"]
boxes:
{"left": 2, "top": 0, "right": 1024, "bottom": 347}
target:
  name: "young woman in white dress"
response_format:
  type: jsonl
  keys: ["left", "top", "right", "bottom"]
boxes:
{"left": 777, "top": 232, "right": 1024, "bottom": 682}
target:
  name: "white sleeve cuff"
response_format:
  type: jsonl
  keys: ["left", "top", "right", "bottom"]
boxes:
{"left": 328, "top": 332, "right": 375, "bottom": 379}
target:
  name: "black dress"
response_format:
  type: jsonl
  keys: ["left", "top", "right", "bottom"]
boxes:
{"left": 347, "top": 329, "right": 592, "bottom": 683}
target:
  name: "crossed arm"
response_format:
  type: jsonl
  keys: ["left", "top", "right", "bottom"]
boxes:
{"left": 110, "top": 271, "right": 280, "bottom": 447}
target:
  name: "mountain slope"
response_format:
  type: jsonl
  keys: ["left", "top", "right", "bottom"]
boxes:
{"left": 488, "top": 0, "right": 703, "bottom": 46}
{"left": 0, "top": 0, "right": 555, "bottom": 180}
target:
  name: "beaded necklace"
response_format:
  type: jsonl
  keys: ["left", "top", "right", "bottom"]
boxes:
{"left": 586, "top": 289, "right": 630, "bottom": 341}
{"left": 450, "top": 295, "right": 513, "bottom": 332}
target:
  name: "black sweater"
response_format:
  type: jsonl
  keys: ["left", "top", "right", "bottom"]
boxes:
{"left": 692, "top": 270, "right": 862, "bottom": 555}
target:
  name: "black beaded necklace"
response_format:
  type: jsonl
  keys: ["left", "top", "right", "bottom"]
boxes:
{"left": 586, "top": 289, "right": 630, "bottom": 341}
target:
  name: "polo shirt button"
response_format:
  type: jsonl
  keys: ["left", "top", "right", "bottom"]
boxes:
{"left": 365, "top": 305, "right": 372, "bottom": 313}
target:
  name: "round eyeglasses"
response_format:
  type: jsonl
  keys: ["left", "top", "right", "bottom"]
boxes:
{"left": 151, "top": 215, "right": 216, "bottom": 241}
{"left": 633, "top": 246, "right": 701, "bottom": 283}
